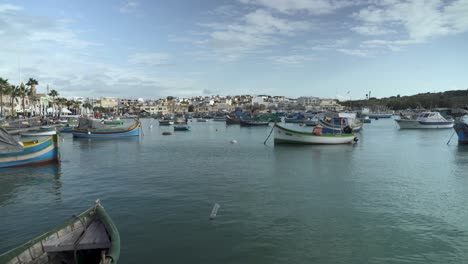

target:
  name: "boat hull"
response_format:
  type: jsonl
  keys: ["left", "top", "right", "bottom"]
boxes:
{"left": 72, "top": 123, "right": 141, "bottom": 138}
{"left": 0, "top": 201, "right": 120, "bottom": 264}
{"left": 395, "top": 119, "right": 454, "bottom": 129}
{"left": 240, "top": 120, "right": 269, "bottom": 127}
{"left": 20, "top": 130, "right": 57, "bottom": 136}
{"left": 226, "top": 116, "right": 240, "bottom": 125}
{"left": 0, "top": 135, "right": 59, "bottom": 168}
{"left": 274, "top": 124, "right": 356, "bottom": 145}
{"left": 454, "top": 122, "right": 468, "bottom": 144}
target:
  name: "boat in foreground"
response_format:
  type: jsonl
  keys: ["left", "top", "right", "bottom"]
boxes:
{"left": 454, "top": 117, "right": 468, "bottom": 144}
{"left": 273, "top": 123, "right": 357, "bottom": 145}
{"left": 0, "top": 200, "right": 120, "bottom": 264}
{"left": 0, "top": 128, "right": 59, "bottom": 168}
{"left": 395, "top": 112, "right": 454, "bottom": 129}
{"left": 72, "top": 118, "right": 141, "bottom": 138}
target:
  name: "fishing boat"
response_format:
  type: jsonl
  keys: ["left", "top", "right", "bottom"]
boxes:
{"left": 284, "top": 113, "right": 305, "bottom": 123}
{"left": 20, "top": 130, "right": 57, "bottom": 137}
{"left": 212, "top": 116, "right": 226, "bottom": 121}
{"left": 395, "top": 112, "right": 454, "bottom": 129}
{"left": 103, "top": 120, "right": 124, "bottom": 125}
{"left": 72, "top": 118, "right": 141, "bottom": 138}
{"left": 273, "top": 123, "right": 357, "bottom": 145}
{"left": 58, "top": 125, "right": 76, "bottom": 133}
{"left": 159, "top": 119, "right": 174, "bottom": 126}
{"left": 0, "top": 200, "right": 120, "bottom": 264}
{"left": 0, "top": 128, "right": 59, "bottom": 168}
{"left": 240, "top": 118, "right": 269, "bottom": 127}
{"left": 226, "top": 115, "right": 240, "bottom": 125}
{"left": 368, "top": 113, "right": 392, "bottom": 119}
{"left": 174, "top": 125, "right": 190, "bottom": 131}
{"left": 454, "top": 117, "right": 468, "bottom": 144}
{"left": 319, "top": 112, "right": 363, "bottom": 133}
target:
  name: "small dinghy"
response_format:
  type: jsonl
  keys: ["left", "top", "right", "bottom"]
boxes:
{"left": 0, "top": 200, "right": 120, "bottom": 264}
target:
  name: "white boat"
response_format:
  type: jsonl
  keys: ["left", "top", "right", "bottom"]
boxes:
{"left": 395, "top": 112, "right": 454, "bottom": 129}
{"left": 20, "top": 130, "right": 57, "bottom": 137}
{"left": 274, "top": 124, "right": 357, "bottom": 145}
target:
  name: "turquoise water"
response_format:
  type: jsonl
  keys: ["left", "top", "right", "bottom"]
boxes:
{"left": 1, "top": 118, "right": 468, "bottom": 263}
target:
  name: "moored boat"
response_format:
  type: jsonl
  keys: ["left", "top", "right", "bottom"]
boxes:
{"left": 368, "top": 113, "right": 392, "bottom": 119}
{"left": 395, "top": 112, "right": 454, "bottom": 129}
{"left": 20, "top": 130, "right": 57, "bottom": 137}
{"left": 174, "top": 125, "right": 190, "bottom": 131}
{"left": 240, "top": 118, "right": 269, "bottom": 127}
{"left": 72, "top": 118, "right": 141, "bottom": 138}
{"left": 159, "top": 120, "right": 174, "bottom": 126}
{"left": 0, "top": 128, "right": 59, "bottom": 168}
{"left": 197, "top": 118, "right": 208, "bottom": 122}
{"left": 273, "top": 123, "right": 357, "bottom": 145}
{"left": 0, "top": 200, "right": 120, "bottom": 264}
{"left": 454, "top": 117, "right": 468, "bottom": 144}
{"left": 212, "top": 116, "right": 226, "bottom": 121}
{"left": 226, "top": 115, "right": 240, "bottom": 125}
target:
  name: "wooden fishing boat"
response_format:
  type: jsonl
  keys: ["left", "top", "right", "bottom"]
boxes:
{"left": 0, "top": 200, "right": 120, "bottom": 264}
{"left": 72, "top": 119, "right": 141, "bottom": 138}
{"left": 0, "top": 128, "right": 59, "bottom": 168}
{"left": 58, "top": 126, "right": 76, "bottom": 133}
{"left": 239, "top": 118, "right": 269, "bottom": 127}
{"left": 20, "top": 130, "right": 57, "bottom": 137}
{"left": 158, "top": 120, "right": 174, "bottom": 126}
{"left": 103, "top": 120, "right": 123, "bottom": 125}
{"left": 273, "top": 123, "right": 357, "bottom": 145}
{"left": 174, "top": 125, "right": 190, "bottom": 131}
{"left": 225, "top": 115, "right": 240, "bottom": 125}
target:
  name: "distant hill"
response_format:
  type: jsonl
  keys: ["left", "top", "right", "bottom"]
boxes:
{"left": 341, "top": 89, "right": 468, "bottom": 110}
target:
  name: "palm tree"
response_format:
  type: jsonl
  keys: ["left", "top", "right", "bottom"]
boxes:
{"left": 18, "top": 83, "right": 30, "bottom": 117}
{"left": 82, "top": 102, "right": 93, "bottom": 115}
{"left": 56, "top": 97, "right": 67, "bottom": 117}
{"left": 0, "top": 78, "right": 9, "bottom": 117}
{"left": 72, "top": 101, "right": 81, "bottom": 115}
{"left": 26, "top": 78, "right": 38, "bottom": 95}
{"left": 8, "top": 85, "right": 20, "bottom": 117}
{"left": 48, "top": 89, "right": 59, "bottom": 116}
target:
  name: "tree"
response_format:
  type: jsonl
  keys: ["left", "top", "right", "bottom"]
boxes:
{"left": 0, "top": 78, "right": 9, "bottom": 117}
{"left": 9, "top": 85, "right": 20, "bottom": 117}
{"left": 48, "top": 89, "right": 59, "bottom": 116}
{"left": 17, "top": 83, "right": 30, "bottom": 117}
{"left": 26, "top": 78, "right": 38, "bottom": 97}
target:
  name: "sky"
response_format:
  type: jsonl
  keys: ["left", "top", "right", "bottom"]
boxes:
{"left": 0, "top": 0, "right": 467, "bottom": 100}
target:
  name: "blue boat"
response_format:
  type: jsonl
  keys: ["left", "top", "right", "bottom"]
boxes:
{"left": 454, "top": 118, "right": 468, "bottom": 144}
{"left": 72, "top": 118, "right": 141, "bottom": 138}
{"left": 0, "top": 128, "right": 59, "bottom": 168}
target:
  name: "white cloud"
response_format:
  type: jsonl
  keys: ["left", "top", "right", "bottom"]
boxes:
{"left": 268, "top": 55, "right": 315, "bottom": 65}
{"left": 128, "top": 53, "right": 170, "bottom": 66}
{"left": 337, "top": 48, "right": 371, "bottom": 57}
{"left": 352, "top": 0, "right": 468, "bottom": 48}
{"left": 239, "top": 0, "right": 356, "bottom": 15}
{"left": 119, "top": 1, "right": 139, "bottom": 13}
{"left": 197, "top": 9, "right": 312, "bottom": 59}
{"left": 0, "top": 3, "right": 22, "bottom": 13}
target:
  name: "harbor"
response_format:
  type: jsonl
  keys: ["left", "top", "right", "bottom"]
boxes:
{"left": 1, "top": 117, "right": 468, "bottom": 263}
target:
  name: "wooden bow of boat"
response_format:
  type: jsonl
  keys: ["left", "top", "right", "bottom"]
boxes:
{"left": 0, "top": 200, "right": 120, "bottom": 264}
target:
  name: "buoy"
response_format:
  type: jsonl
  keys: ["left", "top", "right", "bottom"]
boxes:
{"left": 230, "top": 139, "right": 237, "bottom": 144}
{"left": 354, "top": 137, "right": 359, "bottom": 142}
{"left": 149, "top": 125, "right": 153, "bottom": 129}
{"left": 88, "top": 131, "right": 91, "bottom": 134}
{"left": 210, "top": 203, "right": 220, "bottom": 220}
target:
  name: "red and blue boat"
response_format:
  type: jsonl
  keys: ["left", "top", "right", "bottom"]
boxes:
{"left": 0, "top": 128, "right": 59, "bottom": 168}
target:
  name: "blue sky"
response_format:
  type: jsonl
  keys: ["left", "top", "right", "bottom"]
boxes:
{"left": 0, "top": 0, "right": 467, "bottom": 99}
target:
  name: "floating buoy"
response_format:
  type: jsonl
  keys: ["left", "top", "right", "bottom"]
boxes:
{"left": 354, "top": 137, "right": 359, "bottom": 142}
{"left": 230, "top": 139, "right": 237, "bottom": 144}
{"left": 210, "top": 203, "right": 220, "bottom": 220}
{"left": 149, "top": 125, "right": 153, "bottom": 129}
{"left": 62, "top": 138, "right": 65, "bottom": 142}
